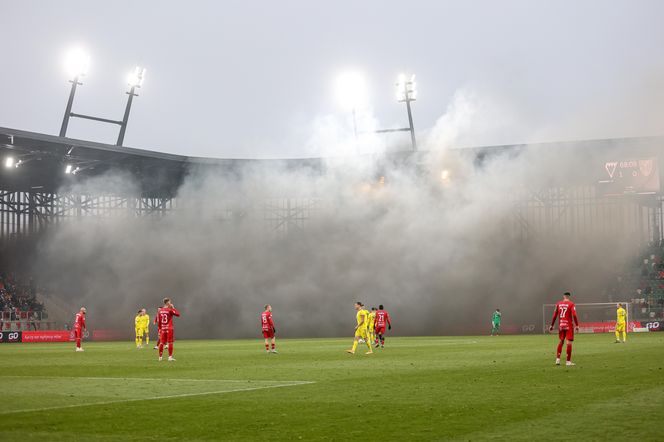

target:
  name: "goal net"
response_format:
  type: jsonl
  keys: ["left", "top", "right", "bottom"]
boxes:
{"left": 541, "top": 302, "right": 634, "bottom": 334}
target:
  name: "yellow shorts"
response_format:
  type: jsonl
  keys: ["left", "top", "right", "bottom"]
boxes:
{"left": 355, "top": 328, "right": 368, "bottom": 339}
{"left": 135, "top": 328, "right": 144, "bottom": 337}
{"left": 615, "top": 322, "right": 626, "bottom": 332}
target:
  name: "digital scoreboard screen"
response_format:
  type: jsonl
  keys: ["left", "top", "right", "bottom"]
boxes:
{"left": 597, "top": 157, "right": 660, "bottom": 196}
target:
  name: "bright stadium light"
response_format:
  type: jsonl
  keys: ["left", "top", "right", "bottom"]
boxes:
{"left": 441, "top": 169, "right": 450, "bottom": 181}
{"left": 65, "top": 164, "right": 73, "bottom": 174}
{"left": 335, "top": 71, "right": 368, "bottom": 111}
{"left": 396, "top": 73, "right": 416, "bottom": 103}
{"left": 64, "top": 48, "right": 90, "bottom": 78}
{"left": 127, "top": 66, "right": 146, "bottom": 88}
{"left": 5, "top": 157, "right": 15, "bottom": 168}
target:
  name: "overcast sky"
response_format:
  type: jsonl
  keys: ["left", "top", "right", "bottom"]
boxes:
{"left": 1, "top": 1, "right": 663, "bottom": 158}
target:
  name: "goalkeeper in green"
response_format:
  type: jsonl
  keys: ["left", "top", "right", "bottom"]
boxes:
{"left": 491, "top": 309, "right": 501, "bottom": 336}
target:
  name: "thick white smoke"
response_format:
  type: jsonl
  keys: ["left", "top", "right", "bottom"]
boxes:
{"left": 30, "top": 89, "right": 643, "bottom": 338}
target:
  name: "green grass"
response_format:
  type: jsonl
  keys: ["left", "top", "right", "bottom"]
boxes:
{"left": 0, "top": 334, "right": 663, "bottom": 441}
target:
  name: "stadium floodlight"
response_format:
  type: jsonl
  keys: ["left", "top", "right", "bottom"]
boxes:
{"left": 127, "top": 66, "right": 146, "bottom": 88}
{"left": 335, "top": 71, "right": 368, "bottom": 139}
{"left": 117, "top": 66, "right": 147, "bottom": 146}
{"left": 60, "top": 47, "right": 90, "bottom": 138}
{"left": 335, "top": 71, "right": 368, "bottom": 111}
{"left": 65, "top": 164, "right": 73, "bottom": 174}
{"left": 396, "top": 73, "right": 416, "bottom": 103}
{"left": 4, "top": 157, "right": 15, "bottom": 168}
{"left": 64, "top": 48, "right": 90, "bottom": 79}
{"left": 441, "top": 169, "right": 450, "bottom": 181}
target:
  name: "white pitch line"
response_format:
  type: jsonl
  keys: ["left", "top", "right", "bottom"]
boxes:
{"left": 0, "top": 376, "right": 309, "bottom": 383}
{"left": 0, "top": 381, "right": 315, "bottom": 415}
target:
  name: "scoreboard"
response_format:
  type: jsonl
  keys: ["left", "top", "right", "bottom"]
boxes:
{"left": 597, "top": 157, "right": 660, "bottom": 196}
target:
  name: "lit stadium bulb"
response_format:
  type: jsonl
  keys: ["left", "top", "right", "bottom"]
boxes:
{"left": 127, "top": 66, "right": 146, "bottom": 87}
{"left": 65, "top": 164, "right": 73, "bottom": 174}
{"left": 335, "top": 71, "right": 368, "bottom": 111}
{"left": 64, "top": 48, "right": 90, "bottom": 78}
{"left": 5, "top": 157, "right": 15, "bottom": 168}
{"left": 396, "top": 73, "right": 416, "bottom": 102}
{"left": 441, "top": 169, "right": 450, "bottom": 181}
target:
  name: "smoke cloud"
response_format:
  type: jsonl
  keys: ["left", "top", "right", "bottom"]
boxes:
{"left": 30, "top": 93, "right": 645, "bottom": 339}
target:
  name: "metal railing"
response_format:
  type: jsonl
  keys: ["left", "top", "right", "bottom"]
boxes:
{"left": 0, "top": 311, "right": 58, "bottom": 331}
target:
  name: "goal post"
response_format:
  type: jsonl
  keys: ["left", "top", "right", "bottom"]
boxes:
{"left": 542, "top": 302, "right": 633, "bottom": 334}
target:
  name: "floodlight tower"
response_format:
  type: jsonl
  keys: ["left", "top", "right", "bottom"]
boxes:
{"left": 396, "top": 74, "right": 418, "bottom": 151}
{"left": 116, "top": 66, "right": 146, "bottom": 146}
{"left": 59, "top": 48, "right": 90, "bottom": 137}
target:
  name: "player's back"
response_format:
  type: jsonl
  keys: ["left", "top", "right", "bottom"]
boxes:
{"left": 261, "top": 311, "right": 272, "bottom": 330}
{"left": 554, "top": 300, "right": 576, "bottom": 329}
{"left": 157, "top": 307, "right": 177, "bottom": 330}
{"left": 375, "top": 310, "right": 387, "bottom": 326}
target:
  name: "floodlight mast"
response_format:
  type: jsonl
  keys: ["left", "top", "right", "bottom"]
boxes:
{"left": 58, "top": 50, "right": 145, "bottom": 146}
{"left": 59, "top": 49, "right": 89, "bottom": 137}
{"left": 396, "top": 74, "right": 417, "bottom": 151}
{"left": 117, "top": 67, "right": 145, "bottom": 146}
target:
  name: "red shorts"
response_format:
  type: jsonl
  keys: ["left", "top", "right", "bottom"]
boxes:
{"left": 375, "top": 325, "right": 386, "bottom": 335}
{"left": 74, "top": 328, "right": 82, "bottom": 339}
{"left": 160, "top": 329, "right": 174, "bottom": 344}
{"left": 558, "top": 328, "right": 574, "bottom": 341}
{"left": 262, "top": 329, "right": 274, "bottom": 339}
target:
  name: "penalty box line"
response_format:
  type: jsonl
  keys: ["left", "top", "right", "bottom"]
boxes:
{"left": 0, "top": 379, "right": 314, "bottom": 415}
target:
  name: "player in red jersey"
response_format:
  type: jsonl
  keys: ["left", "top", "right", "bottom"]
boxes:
{"left": 549, "top": 292, "right": 579, "bottom": 366}
{"left": 156, "top": 298, "right": 180, "bottom": 362}
{"left": 374, "top": 304, "right": 392, "bottom": 348}
{"left": 261, "top": 304, "right": 278, "bottom": 354}
{"left": 74, "top": 307, "right": 86, "bottom": 352}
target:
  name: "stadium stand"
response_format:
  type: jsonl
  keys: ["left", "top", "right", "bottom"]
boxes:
{"left": 0, "top": 272, "right": 55, "bottom": 330}
{"left": 608, "top": 243, "right": 664, "bottom": 322}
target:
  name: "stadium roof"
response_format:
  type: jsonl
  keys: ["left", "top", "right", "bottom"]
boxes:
{"left": 1, "top": 126, "right": 662, "bottom": 197}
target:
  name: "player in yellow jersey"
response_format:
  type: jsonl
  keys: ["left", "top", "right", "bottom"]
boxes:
{"left": 135, "top": 309, "right": 144, "bottom": 348}
{"left": 614, "top": 303, "right": 626, "bottom": 343}
{"left": 367, "top": 307, "right": 377, "bottom": 347}
{"left": 140, "top": 308, "right": 150, "bottom": 346}
{"left": 134, "top": 308, "right": 150, "bottom": 348}
{"left": 346, "top": 302, "right": 373, "bottom": 355}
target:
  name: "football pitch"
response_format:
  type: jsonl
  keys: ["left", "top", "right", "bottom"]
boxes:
{"left": 0, "top": 334, "right": 663, "bottom": 441}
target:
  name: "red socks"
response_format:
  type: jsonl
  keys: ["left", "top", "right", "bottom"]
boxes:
{"left": 566, "top": 343, "right": 572, "bottom": 361}
{"left": 556, "top": 341, "right": 564, "bottom": 358}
